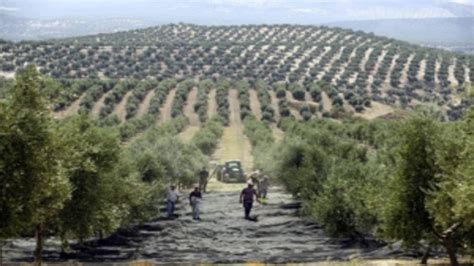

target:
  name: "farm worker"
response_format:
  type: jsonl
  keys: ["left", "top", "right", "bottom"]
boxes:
{"left": 199, "top": 167, "right": 209, "bottom": 193}
{"left": 166, "top": 185, "right": 180, "bottom": 218}
{"left": 248, "top": 169, "right": 263, "bottom": 195}
{"left": 239, "top": 182, "right": 259, "bottom": 220}
{"left": 259, "top": 175, "right": 270, "bottom": 199}
{"left": 189, "top": 187, "right": 203, "bottom": 220}
{"left": 209, "top": 164, "right": 223, "bottom": 180}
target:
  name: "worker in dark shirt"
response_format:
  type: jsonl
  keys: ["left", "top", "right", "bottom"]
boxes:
{"left": 189, "top": 187, "right": 202, "bottom": 220}
{"left": 239, "top": 182, "right": 259, "bottom": 220}
{"left": 198, "top": 167, "right": 209, "bottom": 193}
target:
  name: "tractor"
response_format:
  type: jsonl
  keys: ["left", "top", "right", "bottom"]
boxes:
{"left": 215, "top": 160, "right": 246, "bottom": 183}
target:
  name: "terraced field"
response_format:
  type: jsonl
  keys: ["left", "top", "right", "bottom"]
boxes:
{"left": 0, "top": 24, "right": 473, "bottom": 145}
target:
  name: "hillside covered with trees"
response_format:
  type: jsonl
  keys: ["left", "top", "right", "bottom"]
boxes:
{"left": 1, "top": 24, "right": 474, "bottom": 265}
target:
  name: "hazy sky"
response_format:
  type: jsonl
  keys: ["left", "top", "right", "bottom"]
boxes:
{"left": 1, "top": 0, "right": 473, "bottom": 23}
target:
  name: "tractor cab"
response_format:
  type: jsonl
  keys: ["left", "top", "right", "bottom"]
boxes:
{"left": 216, "top": 160, "right": 246, "bottom": 183}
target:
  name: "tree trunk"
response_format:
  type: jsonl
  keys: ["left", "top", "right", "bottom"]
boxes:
{"left": 421, "top": 243, "right": 431, "bottom": 264}
{"left": 444, "top": 236, "right": 459, "bottom": 266}
{"left": 34, "top": 223, "right": 44, "bottom": 266}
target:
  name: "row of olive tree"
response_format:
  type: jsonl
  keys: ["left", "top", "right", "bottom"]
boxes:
{"left": 266, "top": 111, "right": 474, "bottom": 265}
{"left": 0, "top": 66, "right": 206, "bottom": 263}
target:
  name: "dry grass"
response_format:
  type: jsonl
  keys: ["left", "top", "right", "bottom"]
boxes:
{"left": 178, "top": 126, "right": 200, "bottom": 143}
{"left": 211, "top": 89, "right": 254, "bottom": 173}
{"left": 212, "top": 125, "right": 254, "bottom": 173}
{"left": 136, "top": 89, "right": 155, "bottom": 118}
{"left": 159, "top": 88, "right": 176, "bottom": 123}
{"left": 355, "top": 102, "right": 394, "bottom": 120}
{"left": 207, "top": 89, "right": 217, "bottom": 118}
{"left": 271, "top": 125, "right": 285, "bottom": 142}
{"left": 249, "top": 89, "right": 262, "bottom": 120}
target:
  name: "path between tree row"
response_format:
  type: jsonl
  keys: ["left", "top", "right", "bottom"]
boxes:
{"left": 211, "top": 89, "right": 254, "bottom": 173}
{"left": 3, "top": 179, "right": 412, "bottom": 264}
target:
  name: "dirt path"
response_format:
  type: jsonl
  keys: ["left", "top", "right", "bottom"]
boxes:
{"left": 178, "top": 87, "right": 201, "bottom": 142}
{"left": 54, "top": 94, "right": 85, "bottom": 119}
{"left": 268, "top": 90, "right": 281, "bottom": 121}
{"left": 249, "top": 89, "right": 262, "bottom": 120}
{"left": 354, "top": 101, "right": 393, "bottom": 120}
{"left": 448, "top": 59, "right": 459, "bottom": 87}
{"left": 212, "top": 89, "right": 254, "bottom": 173}
{"left": 113, "top": 90, "right": 134, "bottom": 122}
{"left": 271, "top": 124, "right": 285, "bottom": 142}
{"left": 159, "top": 88, "right": 177, "bottom": 123}
{"left": 91, "top": 90, "right": 111, "bottom": 118}
{"left": 184, "top": 87, "right": 200, "bottom": 126}
{"left": 400, "top": 54, "right": 414, "bottom": 85}
{"left": 136, "top": 89, "right": 155, "bottom": 118}
{"left": 207, "top": 89, "right": 217, "bottom": 119}
{"left": 321, "top": 92, "right": 332, "bottom": 112}
{"left": 178, "top": 126, "right": 200, "bottom": 143}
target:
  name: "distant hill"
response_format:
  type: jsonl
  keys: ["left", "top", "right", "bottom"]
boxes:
{"left": 329, "top": 17, "right": 474, "bottom": 54}
{"left": 0, "top": 1, "right": 473, "bottom": 41}
{"left": 0, "top": 14, "right": 157, "bottom": 41}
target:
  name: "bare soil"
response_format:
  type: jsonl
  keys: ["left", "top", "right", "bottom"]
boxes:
{"left": 355, "top": 101, "right": 394, "bottom": 120}
{"left": 268, "top": 90, "right": 281, "bottom": 121}
{"left": 212, "top": 89, "right": 254, "bottom": 173}
{"left": 136, "top": 89, "right": 155, "bottom": 118}
{"left": 113, "top": 90, "right": 134, "bottom": 122}
{"left": 178, "top": 126, "right": 200, "bottom": 143}
{"left": 448, "top": 59, "right": 459, "bottom": 87}
{"left": 321, "top": 91, "right": 332, "bottom": 112}
{"left": 159, "top": 88, "right": 176, "bottom": 123}
{"left": 91, "top": 90, "right": 112, "bottom": 118}
{"left": 249, "top": 89, "right": 262, "bottom": 120}
{"left": 54, "top": 94, "right": 85, "bottom": 119}
{"left": 207, "top": 89, "right": 217, "bottom": 119}
{"left": 184, "top": 87, "right": 200, "bottom": 127}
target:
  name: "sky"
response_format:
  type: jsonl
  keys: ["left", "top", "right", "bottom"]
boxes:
{"left": 1, "top": 0, "right": 473, "bottom": 23}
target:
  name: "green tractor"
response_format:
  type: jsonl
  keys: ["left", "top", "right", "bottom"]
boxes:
{"left": 216, "top": 160, "right": 246, "bottom": 183}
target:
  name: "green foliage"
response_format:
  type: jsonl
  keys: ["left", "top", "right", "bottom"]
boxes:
{"left": 57, "top": 116, "right": 142, "bottom": 241}
{"left": 215, "top": 79, "right": 230, "bottom": 125}
{"left": 272, "top": 118, "right": 385, "bottom": 237}
{"left": 126, "top": 123, "right": 207, "bottom": 188}
{"left": 0, "top": 77, "right": 13, "bottom": 99}
{"left": 118, "top": 114, "right": 176, "bottom": 141}
{"left": 254, "top": 80, "right": 274, "bottom": 123}
{"left": 242, "top": 115, "right": 276, "bottom": 175}
{"left": 236, "top": 80, "right": 252, "bottom": 120}
{"left": 380, "top": 116, "right": 439, "bottom": 245}
{"left": 288, "top": 83, "right": 305, "bottom": 101}
{"left": 0, "top": 66, "right": 71, "bottom": 259}
{"left": 100, "top": 80, "right": 137, "bottom": 118}
{"left": 126, "top": 80, "right": 157, "bottom": 119}
{"left": 191, "top": 117, "right": 224, "bottom": 155}
{"left": 148, "top": 79, "right": 177, "bottom": 116}
{"left": 195, "top": 79, "right": 214, "bottom": 123}
{"left": 171, "top": 79, "right": 194, "bottom": 118}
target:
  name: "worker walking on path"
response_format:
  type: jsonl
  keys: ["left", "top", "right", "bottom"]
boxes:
{"left": 259, "top": 175, "right": 270, "bottom": 199}
{"left": 166, "top": 185, "right": 180, "bottom": 218}
{"left": 198, "top": 167, "right": 209, "bottom": 193}
{"left": 239, "top": 182, "right": 259, "bottom": 220}
{"left": 189, "top": 187, "right": 202, "bottom": 220}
